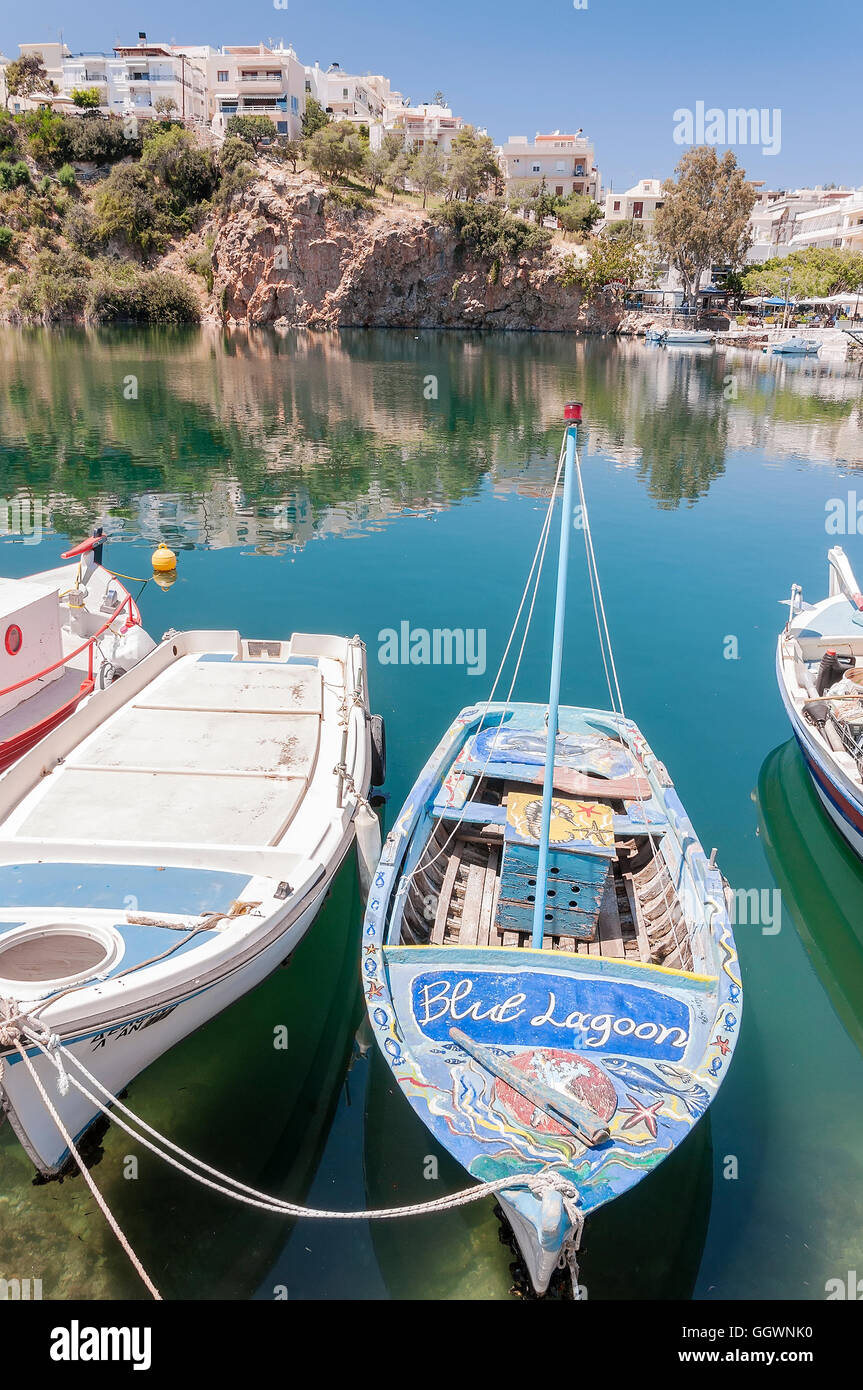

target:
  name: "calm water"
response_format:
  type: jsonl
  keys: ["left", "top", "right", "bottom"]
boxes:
{"left": 1, "top": 327, "right": 863, "bottom": 1300}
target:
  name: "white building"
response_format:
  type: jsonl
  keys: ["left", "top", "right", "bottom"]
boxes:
{"left": 785, "top": 191, "right": 863, "bottom": 255}
{"left": 370, "top": 102, "right": 468, "bottom": 156}
{"left": 1, "top": 41, "right": 68, "bottom": 113}
{"left": 603, "top": 178, "right": 665, "bottom": 229}
{"left": 208, "top": 43, "right": 305, "bottom": 138}
{"left": 109, "top": 39, "right": 209, "bottom": 123}
{"left": 499, "top": 131, "right": 601, "bottom": 202}
{"left": 744, "top": 187, "right": 859, "bottom": 264}
{"left": 304, "top": 61, "right": 404, "bottom": 126}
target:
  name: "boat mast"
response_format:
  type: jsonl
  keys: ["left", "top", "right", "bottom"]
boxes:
{"left": 531, "top": 403, "right": 581, "bottom": 947}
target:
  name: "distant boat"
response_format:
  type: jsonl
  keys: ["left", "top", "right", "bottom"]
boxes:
{"left": 0, "top": 532, "right": 155, "bottom": 773}
{"left": 362, "top": 408, "right": 741, "bottom": 1295}
{"left": 777, "top": 546, "right": 863, "bottom": 859}
{"left": 646, "top": 328, "right": 714, "bottom": 345}
{"left": 772, "top": 336, "right": 821, "bottom": 355}
{"left": 0, "top": 628, "right": 382, "bottom": 1175}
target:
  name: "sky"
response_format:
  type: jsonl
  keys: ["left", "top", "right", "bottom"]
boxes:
{"left": 1, "top": 0, "right": 860, "bottom": 192}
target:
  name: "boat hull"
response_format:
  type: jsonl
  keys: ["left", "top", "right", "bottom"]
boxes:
{"left": 0, "top": 847, "right": 351, "bottom": 1175}
{"left": 0, "top": 679, "right": 92, "bottom": 773}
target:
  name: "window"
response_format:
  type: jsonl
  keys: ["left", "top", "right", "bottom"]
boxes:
{"left": 4, "top": 625, "right": 22, "bottom": 656}
{"left": 555, "top": 185, "right": 563, "bottom": 196}
{"left": 575, "top": 163, "right": 584, "bottom": 175}
{"left": 531, "top": 163, "right": 541, "bottom": 173}
{"left": 305, "top": 79, "right": 311, "bottom": 92}
{"left": 633, "top": 201, "right": 643, "bottom": 218}
{"left": 343, "top": 87, "right": 348, "bottom": 99}
{"left": 277, "top": 121, "right": 288, "bottom": 133}
{"left": 613, "top": 200, "right": 621, "bottom": 212}
{"left": 291, "top": 95, "right": 298, "bottom": 113}
{"left": 555, "top": 161, "right": 565, "bottom": 172}
{"left": 217, "top": 70, "right": 228, "bottom": 82}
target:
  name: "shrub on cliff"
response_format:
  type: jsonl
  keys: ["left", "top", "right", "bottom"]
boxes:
{"left": 10, "top": 248, "right": 91, "bottom": 322}
{"left": 305, "top": 122, "right": 365, "bottom": 183}
{"left": 0, "top": 113, "right": 20, "bottom": 160}
{"left": 92, "top": 165, "right": 171, "bottom": 256}
{"left": 87, "top": 262, "right": 200, "bottom": 324}
{"left": 140, "top": 126, "right": 217, "bottom": 212}
{"left": 0, "top": 226, "right": 15, "bottom": 259}
{"left": 0, "top": 161, "right": 31, "bottom": 190}
{"left": 434, "top": 202, "right": 551, "bottom": 263}
{"left": 219, "top": 137, "right": 255, "bottom": 173}
{"left": 65, "top": 115, "right": 141, "bottom": 164}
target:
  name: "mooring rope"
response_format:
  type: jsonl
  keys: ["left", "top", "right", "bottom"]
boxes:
{"left": 11, "top": 1040, "right": 162, "bottom": 1301}
{"left": 21, "top": 1021, "right": 580, "bottom": 1220}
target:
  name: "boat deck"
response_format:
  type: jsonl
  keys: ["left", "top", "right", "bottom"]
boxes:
{"left": 402, "top": 811, "right": 693, "bottom": 970}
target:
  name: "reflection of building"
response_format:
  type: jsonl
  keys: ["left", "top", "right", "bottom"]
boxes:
{"left": 499, "top": 131, "right": 601, "bottom": 201}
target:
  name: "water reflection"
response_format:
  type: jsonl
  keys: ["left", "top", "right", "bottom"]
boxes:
{"left": 757, "top": 739, "right": 863, "bottom": 1057}
{"left": 1, "top": 328, "right": 861, "bottom": 553}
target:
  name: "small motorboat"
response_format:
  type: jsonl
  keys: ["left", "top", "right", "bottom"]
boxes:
{"left": 0, "top": 531, "right": 155, "bottom": 773}
{"left": 646, "top": 328, "right": 714, "bottom": 345}
{"left": 362, "top": 407, "right": 741, "bottom": 1295}
{"left": 777, "top": 546, "right": 863, "bottom": 859}
{"left": 771, "top": 336, "right": 821, "bottom": 355}
{"left": 0, "top": 628, "right": 383, "bottom": 1175}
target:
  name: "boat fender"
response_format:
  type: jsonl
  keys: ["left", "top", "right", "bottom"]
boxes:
{"left": 369, "top": 713, "right": 386, "bottom": 787}
{"left": 355, "top": 801, "right": 383, "bottom": 900}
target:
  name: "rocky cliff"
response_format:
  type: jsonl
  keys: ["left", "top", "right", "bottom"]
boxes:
{"left": 208, "top": 173, "right": 617, "bottom": 332}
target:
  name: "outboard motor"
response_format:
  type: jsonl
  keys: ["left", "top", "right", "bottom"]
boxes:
{"left": 816, "top": 649, "right": 855, "bottom": 696}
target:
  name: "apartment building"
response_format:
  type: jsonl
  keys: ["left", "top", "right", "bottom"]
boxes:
{"left": 785, "top": 191, "right": 863, "bottom": 254}
{"left": 499, "top": 131, "right": 601, "bottom": 201}
{"left": 208, "top": 43, "right": 305, "bottom": 138}
{"left": 603, "top": 178, "right": 665, "bottom": 229}
{"left": 370, "top": 101, "right": 466, "bottom": 156}
{"left": 744, "top": 188, "right": 863, "bottom": 262}
{"left": 304, "top": 61, "right": 404, "bottom": 126}
{"left": 111, "top": 39, "right": 209, "bottom": 123}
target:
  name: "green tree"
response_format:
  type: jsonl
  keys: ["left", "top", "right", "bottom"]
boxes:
{"left": 304, "top": 121, "right": 364, "bottom": 183}
{"left": 383, "top": 149, "right": 412, "bottom": 202}
{"left": 70, "top": 87, "right": 101, "bottom": 110}
{"left": 91, "top": 164, "right": 170, "bottom": 257}
{"left": 411, "top": 145, "right": 445, "bottom": 208}
{"left": 559, "top": 236, "right": 660, "bottom": 297}
{"left": 280, "top": 137, "right": 303, "bottom": 173}
{"left": 363, "top": 146, "right": 389, "bottom": 195}
{"left": 140, "top": 125, "right": 217, "bottom": 210}
{"left": 742, "top": 246, "right": 863, "bottom": 299}
{"left": 153, "top": 96, "right": 179, "bottom": 120}
{"left": 445, "top": 125, "right": 500, "bottom": 201}
{"left": 301, "top": 97, "right": 330, "bottom": 137}
{"left": 4, "top": 53, "right": 56, "bottom": 108}
{"left": 557, "top": 193, "right": 603, "bottom": 237}
{"left": 225, "top": 114, "right": 275, "bottom": 150}
{"left": 653, "top": 146, "right": 756, "bottom": 302}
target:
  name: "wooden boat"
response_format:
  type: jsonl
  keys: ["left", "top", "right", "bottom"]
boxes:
{"left": 0, "top": 532, "right": 154, "bottom": 774}
{"left": 771, "top": 336, "right": 820, "bottom": 356}
{"left": 362, "top": 409, "right": 741, "bottom": 1294}
{"left": 0, "top": 627, "right": 381, "bottom": 1176}
{"left": 777, "top": 546, "right": 863, "bottom": 860}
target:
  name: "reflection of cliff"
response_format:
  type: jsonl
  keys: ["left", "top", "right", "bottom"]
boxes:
{"left": 1, "top": 329, "right": 862, "bottom": 544}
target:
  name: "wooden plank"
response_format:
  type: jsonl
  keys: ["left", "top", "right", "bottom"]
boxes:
{"left": 431, "top": 855, "right": 460, "bottom": 945}
{"left": 623, "top": 872, "right": 652, "bottom": 963}
{"left": 459, "top": 864, "right": 486, "bottom": 946}
{"left": 597, "top": 876, "right": 625, "bottom": 958}
{"left": 476, "top": 849, "right": 500, "bottom": 947}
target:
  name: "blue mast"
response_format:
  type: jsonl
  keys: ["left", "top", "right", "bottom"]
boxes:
{"left": 531, "top": 405, "right": 581, "bottom": 947}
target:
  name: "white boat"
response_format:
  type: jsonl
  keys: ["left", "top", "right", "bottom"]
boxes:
{"left": 772, "top": 336, "right": 821, "bottom": 355}
{"left": 777, "top": 546, "right": 863, "bottom": 858}
{"left": 0, "top": 532, "right": 155, "bottom": 773}
{"left": 646, "top": 328, "right": 714, "bottom": 345}
{"left": 0, "top": 627, "right": 381, "bottom": 1175}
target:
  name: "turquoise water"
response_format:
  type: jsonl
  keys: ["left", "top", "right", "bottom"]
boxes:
{"left": 1, "top": 327, "right": 863, "bottom": 1300}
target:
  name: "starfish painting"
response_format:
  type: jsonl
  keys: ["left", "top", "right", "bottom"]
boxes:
{"left": 618, "top": 1094, "right": 664, "bottom": 1138}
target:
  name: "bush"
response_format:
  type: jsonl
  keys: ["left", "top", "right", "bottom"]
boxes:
{"left": 0, "top": 226, "right": 15, "bottom": 258}
{"left": 64, "top": 202, "right": 99, "bottom": 254}
{"left": 0, "top": 160, "right": 31, "bottom": 190}
{"left": 64, "top": 115, "right": 140, "bottom": 165}
{"left": 325, "top": 187, "right": 372, "bottom": 216}
{"left": 219, "top": 137, "right": 255, "bottom": 173}
{"left": 91, "top": 163, "right": 171, "bottom": 256}
{"left": 21, "top": 109, "right": 70, "bottom": 165}
{"left": 434, "top": 201, "right": 552, "bottom": 262}
{"left": 139, "top": 126, "right": 217, "bottom": 209}
{"left": 0, "top": 112, "right": 20, "bottom": 160}
{"left": 57, "top": 163, "right": 77, "bottom": 189}
{"left": 186, "top": 246, "right": 214, "bottom": 292}
{"left": 9, "top": 247, "right": 91, "bottom": 321}
{"left": 87, "top": 262, "right": 200, "bottom": 324}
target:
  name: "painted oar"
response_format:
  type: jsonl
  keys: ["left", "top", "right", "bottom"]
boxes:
{"left": 449, "top": 1027, "right": 610, "bottom": 1148}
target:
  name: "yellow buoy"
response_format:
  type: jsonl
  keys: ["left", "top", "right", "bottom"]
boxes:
{"left": 152, "top": 543, "right": 177, "bottom": 574}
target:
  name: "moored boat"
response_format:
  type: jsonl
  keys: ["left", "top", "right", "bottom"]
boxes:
{"left": 771, "top": 336, "right": 820, "bottom": 356}
{"left": 0, "top": 531, "right": 155, "bottom": 773}
{"left": 646, "top": 328, "right": 714, "bottom": 345}
{"left": 0, "top": 627, "right": 381, "bottom": 1175}
{"left": 361, "top": 408, "right": 741, "bottom": 1294}
{"left": 777, "top": 546, "right": 863, "bottom": 859}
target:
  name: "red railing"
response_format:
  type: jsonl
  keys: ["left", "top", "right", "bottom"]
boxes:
{"left": 0, "top": 594, "right": 137, "bottom": 701}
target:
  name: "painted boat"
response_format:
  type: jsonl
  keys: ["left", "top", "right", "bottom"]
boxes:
{"left": 777, "top": 545, "right": 863, "bottom": 860}
{"left": 0, "top": 532, "right": 155, "bottom": 774}
{"left": 362, "top": 411, "right": 741, "bottom": 1294}
{"left": 0, "top": 628, "right": 380, "bottom": 1175}
{"left": 772, "top": 336, "right": 821, "bottom": 356}
{"left": 646, "top": 328, "right": 714, "bottom": 345}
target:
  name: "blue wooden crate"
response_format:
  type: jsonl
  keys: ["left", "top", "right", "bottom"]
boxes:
{"left": 494, "top": 841, "right": 610, "bottom": 941}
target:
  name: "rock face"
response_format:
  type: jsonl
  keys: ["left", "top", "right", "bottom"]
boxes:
{"left": 212, "top": 175, "right": 620, "bottom": 332}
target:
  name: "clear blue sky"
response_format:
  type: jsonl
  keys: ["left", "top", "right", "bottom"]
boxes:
{"left": 2, "top": 0, "right": 859, "bottom": 190}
